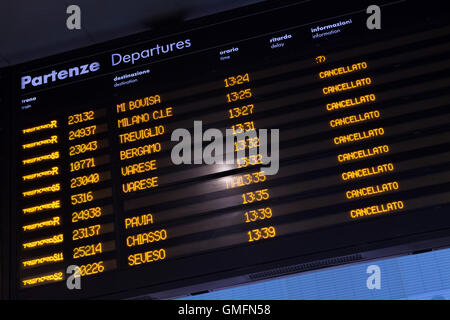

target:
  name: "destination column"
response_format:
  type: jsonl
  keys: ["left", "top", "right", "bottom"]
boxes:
{"left": 114, "top": 93, "right": 173, "bottom": 268}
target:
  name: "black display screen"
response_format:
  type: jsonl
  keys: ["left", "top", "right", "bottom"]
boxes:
{"left": 5, "top": 0, "right": 450, "bottom": 299}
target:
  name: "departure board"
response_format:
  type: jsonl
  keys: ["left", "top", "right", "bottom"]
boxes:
{"left": 5, "top": 0, "right": 450, "bottom": 299}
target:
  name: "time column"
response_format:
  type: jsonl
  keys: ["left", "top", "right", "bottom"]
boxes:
{"left": 224, "top": 73, "right": 277, "bottom": 244}
{"left": 65, "top": 109, "right": 117, "bottom": 278}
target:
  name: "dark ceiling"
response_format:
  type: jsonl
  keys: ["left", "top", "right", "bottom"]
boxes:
{"left": 0, "top": 0, "right": 265, "bottom": 67}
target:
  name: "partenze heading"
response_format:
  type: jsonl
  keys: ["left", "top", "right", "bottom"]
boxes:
{"left": 21, "top": 62, "right": 100, "bottom": 90}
